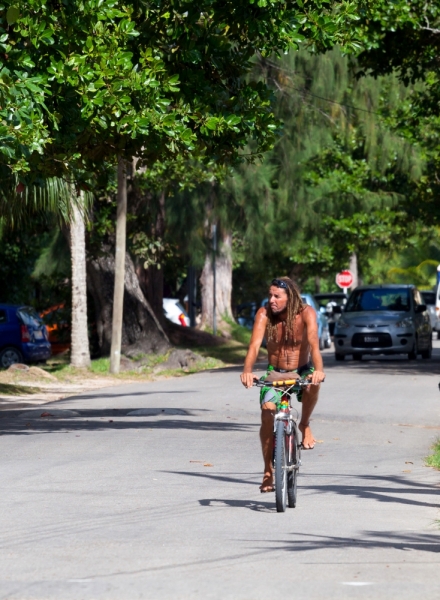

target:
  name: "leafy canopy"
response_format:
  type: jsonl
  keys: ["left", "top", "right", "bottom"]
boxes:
{"left": 0, "top": 0, "right": 366, "bottom": 178}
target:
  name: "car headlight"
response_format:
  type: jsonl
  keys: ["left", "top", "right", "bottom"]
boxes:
{"left": 395, "top": 317, "right": 413, "bottom": 328}
{"left": 336, "top": 318, "right": 350, "bottom": 329}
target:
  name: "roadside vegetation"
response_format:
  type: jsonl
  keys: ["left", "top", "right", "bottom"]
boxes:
{"left": 426, "top": 441, "right": 440, "bottom": 470}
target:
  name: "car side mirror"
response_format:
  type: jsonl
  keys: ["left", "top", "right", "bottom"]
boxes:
{"left": 415, "top": 304, "right": 427, "bottom": 313}
{"left": 332, "top": 305, "right": 342, "bottom": 314}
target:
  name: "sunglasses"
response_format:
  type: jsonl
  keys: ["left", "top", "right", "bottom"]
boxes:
{"left": 271, "top": 278, "right": 288, "bottom": 290}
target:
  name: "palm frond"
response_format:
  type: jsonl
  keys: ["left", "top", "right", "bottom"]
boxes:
{"left": 0, "top": 165, "right": 93, "bottom": 228}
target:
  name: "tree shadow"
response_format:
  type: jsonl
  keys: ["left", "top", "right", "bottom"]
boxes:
{"left": 323, "top": 347, "right": 440, "bottom": 376}
{"left": 170, "top": 469, "right": 439, "bottom": 510}
{"left": 0, "top": 409, "right": 256, "bottom": 436}
{"left": 255, "top": 530, "right": 440, "bottom": 554}
{"left": 300, "top": 472, "right": 440, "bottom": 509}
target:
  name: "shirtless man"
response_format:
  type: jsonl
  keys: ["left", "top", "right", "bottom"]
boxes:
{"left": 240, "top": 277, "right": 326, "bottom": 493}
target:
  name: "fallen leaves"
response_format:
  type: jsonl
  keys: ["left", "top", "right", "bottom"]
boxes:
{"left": 40, "top": 412, "right": 53, "bottom": 418}
{"left": 203, "top": 463, "right": 213, "bottom": 467}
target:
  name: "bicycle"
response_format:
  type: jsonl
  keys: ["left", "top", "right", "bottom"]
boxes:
{"left": 254, "top": 377, "right": 315, "bottom": 513}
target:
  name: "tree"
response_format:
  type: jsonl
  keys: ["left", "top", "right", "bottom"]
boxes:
{"left": 1, "top": 1, "right": 373, "bottom": 369}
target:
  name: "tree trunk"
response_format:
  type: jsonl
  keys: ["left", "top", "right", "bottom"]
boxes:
{"left": 87, "top": 248, "right": 170, "bottom": 357}
{"left": 349, "top": 252, "right": 359, "bottom": 290}
{"left": 70, "top": 196, "right": 91, "bottom": 368}
{"left": 110, "top": 157, "right": 127, "bottom": 374}
{"left": 200, "top": 230, "right": 233, "bottom": 331}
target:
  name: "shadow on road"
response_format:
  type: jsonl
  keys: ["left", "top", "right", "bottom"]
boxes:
{"left": 323, "top": 346, "right": 440, "bottom": 376}
{"left": 301, "top": 472, "right": 440, "bottom": 509}
{"left": 169, "top": 469, "right": 439, "bottom": 512}
{"left": 262, "top": 530, "right": 440, "bottom": 554}
{"left": 0, "top": 410, "right": 256, "bottom": 436}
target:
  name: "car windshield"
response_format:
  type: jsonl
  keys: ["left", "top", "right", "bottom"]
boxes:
{"left": 345, "top": 289, "right": 411, "bottom": 312}
{"left": 18, "top": 307, "right": 43, "bottom": 327}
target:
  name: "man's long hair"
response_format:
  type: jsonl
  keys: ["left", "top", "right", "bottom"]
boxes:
{"left": 266, "top": 276, "right": 304, "bottom": 344}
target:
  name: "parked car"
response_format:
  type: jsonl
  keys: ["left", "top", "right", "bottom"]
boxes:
{"left": 0, "top": 305, "right": 52, "bottom": 368}
{"left": 420, "top": 290, "right": 437, "bottom": 334}
{"left": 236, "top": 302, "right": 257, "bottom": 330}
{"left": 301, "top": 294, "right": 332, "bottom": 350}
{"left": 261, "top": 294, "right": 331, "bottom": 350}
{"left": 40, "top": 303, "right": 71, "bottom": 355}
{"left": 163, "top": 298, "right": 190, "bottom": 326}
{"left": 314, "top": 292, "right": 348, "bottom": 336}
{"left": 333, "top": 285, "right": 432, "bottom": 361}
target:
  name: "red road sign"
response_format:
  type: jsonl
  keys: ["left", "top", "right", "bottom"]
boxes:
{"left": 335, "top": 270, "right": 353, "bottom": 289}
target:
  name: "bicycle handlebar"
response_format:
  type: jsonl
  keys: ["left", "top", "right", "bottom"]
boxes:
{"left": 253, "top": 378, "right": 321, "bottom": 388}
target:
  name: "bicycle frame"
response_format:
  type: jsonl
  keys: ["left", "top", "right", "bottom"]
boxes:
{"left": 273, "top": 390, "right": 301, "bottom": 472}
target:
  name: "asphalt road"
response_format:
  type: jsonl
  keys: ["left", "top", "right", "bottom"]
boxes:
{"left": 1, "top": 346, "right": 440, "bottom": 600}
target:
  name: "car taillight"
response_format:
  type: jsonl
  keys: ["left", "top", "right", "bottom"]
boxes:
{"left": 178, "top": 313, "right": 187, "bottom": 327}
{"left": 21, "top": 325, "right": 31, "bottom": 342}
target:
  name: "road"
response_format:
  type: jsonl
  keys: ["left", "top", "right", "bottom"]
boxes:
{"left": 1, "top": 346, "right": 440, "bottom": 600}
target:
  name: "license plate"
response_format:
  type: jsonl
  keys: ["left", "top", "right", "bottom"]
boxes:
{"left": 364, "top": 336, "right": 379, "bottom": 343}
{"left": 34, "top": 331, "right": 44, "bottom": 340}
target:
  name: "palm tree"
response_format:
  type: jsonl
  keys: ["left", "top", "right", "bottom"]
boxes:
{"left": 0, "top": 168, "right": 91, "bottom": 368}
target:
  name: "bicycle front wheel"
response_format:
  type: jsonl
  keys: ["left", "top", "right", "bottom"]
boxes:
{"left": 287, "top": 426, "right": 299, "bottom": 508}
{"left": 274, "top": 420, "right": 287, "bottom": 513}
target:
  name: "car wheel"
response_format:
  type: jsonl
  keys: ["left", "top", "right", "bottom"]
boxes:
{"left": 319, "top": 336, "right": 324, "bottom": 351}
{"left": 335, "top": 353, "right": 345, "bottom": 361}
{"left": 421, "top": 339, "right": 433, "bottom": 359}
{"left": 438, "top": 330, "right": 440, "bottom": 341}
{"left": 0, "top": 347, "right": 24, "bottom": 369}
{"left": 352, "top": 353, "right": 362, "bottom": 361}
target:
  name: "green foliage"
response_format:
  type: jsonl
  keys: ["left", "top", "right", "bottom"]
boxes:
{"left": 1, "top": 0, "right": 366, "bottom": 179}
{"left": 130, "top": 232, "right": 174, "bottom": 270}
{"left": 426, "top": 440, "right": 440, "bottom": 470}
{"left": 388, "top": 260, "right": 439, "bottom": 289}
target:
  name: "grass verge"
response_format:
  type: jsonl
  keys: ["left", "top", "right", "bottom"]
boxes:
{"left": 426, "top": 440, "right": 440, "bottom": 470}
{"left": 0, "top": 383, "right": 41, "bottom": 396}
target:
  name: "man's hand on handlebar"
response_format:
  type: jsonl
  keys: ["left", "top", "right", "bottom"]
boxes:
{"left": 309, "top": 370, "right": 325, "bottom": 385}
{"left": 240, "top": 372, "right": 255, "bottom": 389}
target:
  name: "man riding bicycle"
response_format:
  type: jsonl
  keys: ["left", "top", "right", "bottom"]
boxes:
{"left": 240, "top": 277, "right": 326, "bottom": 493}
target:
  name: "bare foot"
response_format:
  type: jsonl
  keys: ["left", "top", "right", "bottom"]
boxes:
{"left": 259, "top": 472, "right": 274, "bottom": 492}
{"left": 299, "top": 422, "right": 316, "bottom": 449}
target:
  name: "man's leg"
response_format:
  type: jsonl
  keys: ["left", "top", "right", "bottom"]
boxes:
{"left": 299, "top": 385, "right": 320, "bottom": 449}
{"left": 260, "top": 402, "right": 276, "bottom": 491}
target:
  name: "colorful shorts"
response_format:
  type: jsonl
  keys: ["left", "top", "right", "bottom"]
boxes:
{"left": 259, "top": 363, "right": 315, "bottom": 409}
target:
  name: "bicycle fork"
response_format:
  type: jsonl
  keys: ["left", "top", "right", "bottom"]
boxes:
{"left": 274, "top": 412, "right": 301, "bottom": 471}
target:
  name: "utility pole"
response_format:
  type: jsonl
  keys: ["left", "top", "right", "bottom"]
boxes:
{"left": 212, "top": 223, "right": 217, "bottom": 336}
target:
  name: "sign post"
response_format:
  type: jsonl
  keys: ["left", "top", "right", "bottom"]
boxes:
{"left": 336, "top": 270, "right": 354, "bottom": 295}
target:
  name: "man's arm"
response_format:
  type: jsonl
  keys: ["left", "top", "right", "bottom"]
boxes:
{"left": 303, "top": 306, "right": 326, "bottom": 385}
{"left": 240, "top": 307, "right": 268, "bottom": 388}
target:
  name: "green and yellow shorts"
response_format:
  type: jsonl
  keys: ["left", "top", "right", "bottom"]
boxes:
{"left": 259, "top": 363, "right": 314, "bottom": 409}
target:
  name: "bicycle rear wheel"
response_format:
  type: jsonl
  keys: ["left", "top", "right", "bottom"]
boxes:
{"left": 274, "top": 420, "right": 287, "bottom": 513}
{"left": 287, "top": 426, "right": 300, "bottom": 508}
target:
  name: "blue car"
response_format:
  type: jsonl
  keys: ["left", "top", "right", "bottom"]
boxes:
{"left": 301, "top": 294, "right": 332, "bottom": 350}
{"left": 0, "top": 305, "right": 52, "bottom": 368}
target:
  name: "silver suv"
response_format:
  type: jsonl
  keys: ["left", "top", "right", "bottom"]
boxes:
{"left": 334, "top": 285, "right": 432, "bottom": 361}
